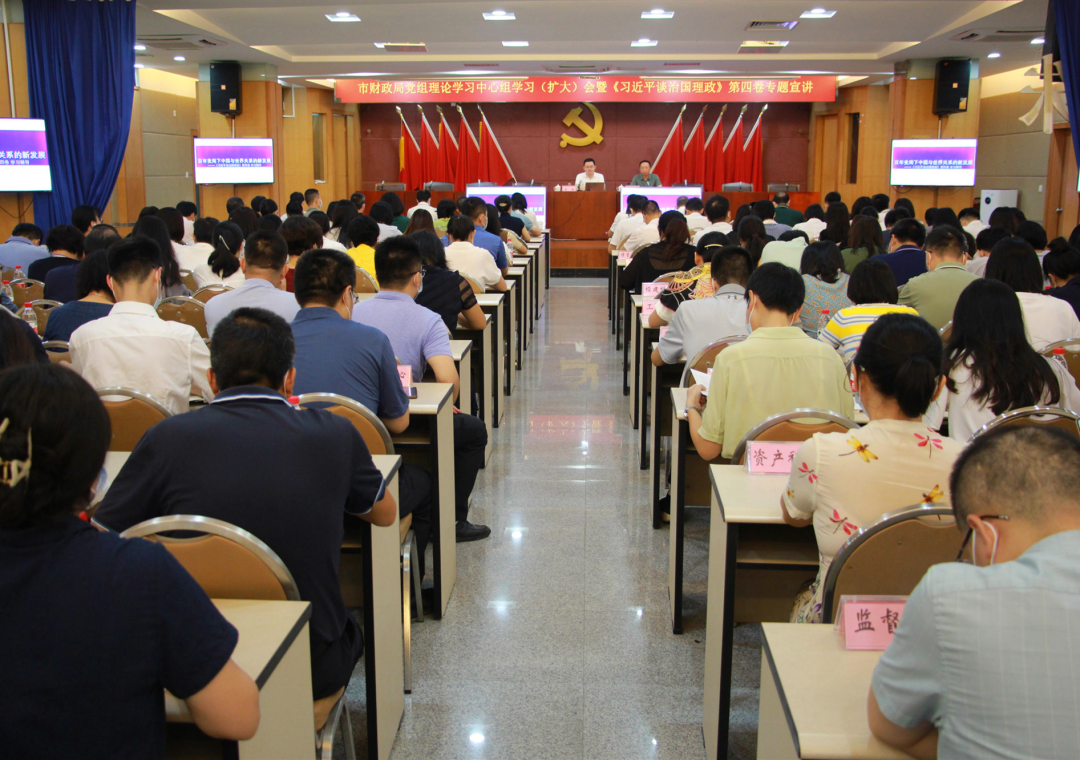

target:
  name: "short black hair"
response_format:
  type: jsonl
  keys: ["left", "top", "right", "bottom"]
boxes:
{"left": 45, "top": 225, "right": 84, "bottom": 257}
{"left": 107, "top": 236, "right": 162, "bottom": 284}
{"left": 583, "top": 157, "right": 595, "bottom": 165}
{"left": 779, "top": 229, "right": 809, "bottom": 243}
{"left": 250, "top": 196, "right": 266, "bottom": 215}
{"left": 847, "top": 257, "right": 898, "bottom": 305}
{"left": 437, "top": 199, "right": 457, "bottom": 219}
{"left": 83, "top": 224, "right": 121, "bottom": 256}
{"left": 1017, "top": 220, "right": 1048, "bottom": 251}
{"left": 193, "top": 217, "right": 218, "bottom": 244}
{"left": 260, "top": 198, "right": 279, "bottom": 217}
{"left": 285, "top": 200, "right": 304, "bottom": 217}
{"left": 710, "top": 245, "right": 752, "bottom": 288}
{"left": 824, "top": 191, "right": 841, "bottom": 205}
{"left": 464, "top": 197, "right": 488, "bottom": 222}
{"left": 1043, "top": 238, "right": 1080, "bottom": 281}
{"left": 685, "top": 197, "right": 704, "bottom": 213}
{"left": 305, "top": 188, "right": 320, "bottom": 204}
{"left": 210, "top": 308, "right": 295, "bottom": 390}
{"left": 137, "top": 206, "right": 159, "bottom": 219}
{"left": 346, "top": 215, "right": 380, "bottom": 248}
{"left": 752, "top": 200, "right": 775, "bottom": 220}
{"left": 351, "top": 192, "right": 366, "bottom": 209}
{"left": 871, "top": 194, "right": 891, "bottom": 213}
{"left": 369, "top": 201, "right": 394, "bottom": 226}
{"left": 176, "top": 200, "right": 198, "bottom": 217}
{"left": 639, "top": 159, "right": 651, "bottom": 167}
{"left": 244, "top": 230, "right": 288, "bottom": 271}
{"left": 883, "top": 208, "right": 910, "bottom": 227}
{"left": 70, "top": 205, "right": 100, "bottom": 234}
{"left": 380, "top": 191, "right": 405, "bottom": 216}
{"left": 226, "top": 196, "right": 244, "bottom": 215}
{"left": 627, "top": 194, "right": 647, "bottom": 214}
{"left": 374, "top": 236, "right": 422, "bottom": 288}
{"left": 642, "top": 200, "right": 660, "bottom": 216}
{"left": 294, "top": 248, "right": 354, "bottom": 307}
{"left": 290, "top": 192, "right": 304, "bottom": 205}
{"left": 447, "top": 214, "right": 475, "bottom": 242}
{"left": 230, "top": 207, "right": 259, "bottom": 238}
{"left": 924, "top": 226, "right": 966, "bottom": 260}
{"left": 75, "top": 250, "right": 113, "bottom": 300}
{"left": 280, "top": 216, "right": 323, "bottom": 256}
{"left": 890, "top": 217, "right": 926, "bottom": 247}
{"left": 976, "top": 226, "right": 1011, "bottom": 254}
{"left": 802, "top": 203, "right": 825, "bottom": 222}
{"left": 704, "top": 195, "right": 730, "bottom": 223}
{"left": 12, "top": 223, "right": 43, "bottom": 243}
{"left": 257, "top": 214, "right": 282, "bottom": 233}
{"left": 416, "top": 189, "right": 431, "bottom": 202}
{"left": 309, "top": 210, "right": 330, "bottom": 234}
{"left": 747, "top": 261, "right": 805, "bottom": 315}
{"left": 854, "top": 313, "right": 943, "bottom": 418}
{"left": 958, "top": 206, "right": 980, "bottom": 221}
{"left": 986, "top": 236, "right": 1044, "bottom": 294}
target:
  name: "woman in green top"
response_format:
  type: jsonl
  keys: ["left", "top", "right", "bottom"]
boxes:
{"left": 842, "top": 217, "right": 885, "bottom": 273}
{"left": 381, "top": 191, "right": 410, "bottom": 231}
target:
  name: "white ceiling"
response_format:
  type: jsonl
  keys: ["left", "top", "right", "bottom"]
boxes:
{"left": 135, "top": 0, "right": 1050, "bottom": 86}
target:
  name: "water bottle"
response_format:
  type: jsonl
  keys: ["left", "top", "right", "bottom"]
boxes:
{"left": 1, "top": 280, "right": 12, "bottom": 303}
{"left": 1053, "top": 347, "right": 1069, "bottom": 372}
{"left": 13, "top": 265, "right": 23, "bottom": 281}
{"left": 817, "top": 308, "right": 831, "bottom": 336}
{"left": 19, "top": 303, "right": 37, "bottom": 334}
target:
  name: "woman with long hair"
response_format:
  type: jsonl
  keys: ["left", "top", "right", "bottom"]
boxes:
{"left": 818, "top": 257, "right": 918, "bottom": 363}
{"left": 731, "top": 203, "right": 754, "bottom": 232}
{"left": 850, "top": 196, "right": 873, "bottom": 219}
{"left": 842, "top": 217, "right": 885, "bottom": 272}
{"left": 193, "top": 221, "right": 245, "bottom": 289}
{"left": 930, "top": 207, "right": 962, "bottom": 232}
{"left": 819, "top": 202, "right": 851, "bottom": 246}
{"left": 41, "top": 251, "right": 115, "bottom": 342}
{"left": 130, "top": 215, "right": 189, "bottom": 297}
{"left": 926, "top": 278, "right": 1080, "bottom": 440}
{"left": 412, "top": 230, "right": 487, "bottom": 332}
{"left": 798, "top": 241, "right": 852, "bottom": 337}
{"left": 737, "top": 215, "right": 769, "bottom": 267}
{"left": 380, "top": 191, "right": 409, "bottom": 231}
{"left": 485, "top": 203, "right": 526, "bottom": 256}
{"left": 986, "top": 236, "right": 1080, "bottom": 350}
{"left": 619, "top": 211, "right": 696, "bottom": 295}
{"left": 327, "top": 201, "right": 356, "bottom": 244}
{"left": 404, "top": 208, "right": 436, "bottom": 236}
{"left": 229, "top": 206, "right": 259, "bottom": 239}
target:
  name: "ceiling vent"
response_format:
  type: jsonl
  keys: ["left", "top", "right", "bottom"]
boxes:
{"left": 739, "top": 41, "right": 789, "bottom": 54}
{"left": 950, "top": 28, "right": 1043, "bottom": 43}
{"left": 136, "top": 35, "right": 228, "bottom": 51}
{"left": 380, "top": 43, "right": 428, "bottom": 52}
{"left": 543, "top": 64, "right": 612, "bottom": 73}
{"left": 463, "top": 62, "right": 499, "bottom": 67}
{"left": 745, "top": 20, "right": 799, "bottom": 31}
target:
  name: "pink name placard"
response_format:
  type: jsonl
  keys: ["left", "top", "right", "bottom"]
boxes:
{"left": 617, "top": 249, "right": 634, "bottom": 261}
{"left": 840, "top": 597, "right": 908, "bottom": 650}
{"left": 745, "top": 442, "right": 802, "bottom": 474}
{"left": 642, "top": 299, "right": 658, "bottom": 317}
{"left": 397, "top": 365, "right": 412, "bottom": 390}
{"left": 642, "top": 282, "right": 666, "bottom": 298}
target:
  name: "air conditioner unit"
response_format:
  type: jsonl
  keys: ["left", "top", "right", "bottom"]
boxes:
{"left": 137, "top": 35, "right": 229, "bottom": 51}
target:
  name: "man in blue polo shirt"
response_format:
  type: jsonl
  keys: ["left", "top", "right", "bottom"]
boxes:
{"left": 95, "top": 307, "right": 396, "bottom": 720}
{"left": 441, "top": 196, "right": 508, "bottom": 274}
{"left": 0, "top": 222, "right": 48, "bottom": 270}
{"left": 876, "top": 218, "right": 927, "bottom": 288}
{"left": 205, "top": 230, "right": 300, "bottom": 335}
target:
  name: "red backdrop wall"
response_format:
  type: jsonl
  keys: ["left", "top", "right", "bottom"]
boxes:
{"left": 358, "top": 101, "right": 811, "bottom": 190}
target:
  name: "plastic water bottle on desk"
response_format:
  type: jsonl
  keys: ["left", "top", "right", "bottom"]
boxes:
{"left": 19, "top": 303, "right": 38, "bottom": 334}
{"left": 1, "top": 280, "right": 12, "bottom": 304}
{"left": 817, "top": 309, "right": 831, "bottom": 337}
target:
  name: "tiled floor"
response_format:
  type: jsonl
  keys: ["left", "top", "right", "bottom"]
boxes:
{"left": 345, "top": 279, "right": 763, "bottom": 759}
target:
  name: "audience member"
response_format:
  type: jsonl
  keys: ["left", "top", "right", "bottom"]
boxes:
{"left": 619, "top": 211, "right": 695, "bottom": 295}
{"left": 683, "top": 197, "right": 708, "bottom": 233}
{"left": 785, "top": 313, "right": 961, "bottom": 623}
{"left": 818, "top": 202, "right": 851, "bottom": 246}
{"left": 441, "top": 197, "right": 509, "bottom": 274}
{"left": 284, "top": 200, "right": 304, "bottom": 218}
{"left": 754, "top": 199, "right": 792, "bottom": 238}
{"left": 0, "top": 223, "right": 48, "bottom": 271}
{"left": 130, "top": 215, "right": 189, "bottom": 298}
{"left": 842, "top": 217, "right": 885, "bottom": 272}
{"left": 193, "top": 221, "right": 245, "bottom": 289}
{"left": 412, "top": 230, "right": 487, "bottom": 331}
{"left": 303, "top": 188, "right": 322, "bottom": 216}
{"left": 45, "top": 223, "right": 120, "bottom": 303}
{"left": 42, "top": 250, "right": 115, "bottom": 342}
{"left": 27, "top": 225, "right": 83, "bottom": 282}
{"left": 406, "top": 189, "right": 434, "bottom": 219}
{"left": 925, "top": 279, "right": 1080, "bottom": 441}
{"left": 205, "top": 231, "right": 298, "bottom": 335}
{"left": 923, "top": 206, "right": 938, "bottom": 226}
{"left": 987, "top": 205, "right": 1020, "bottom": 234}
{"left": 869, "top": 425, "right": 1080, "bottom": 758}
{"left": 876, "top": 218, "right": 927, "bottom": 288}
{"left": 69, "top": 237, "right": 211, "bottom": 413}
{"left": 345, "top": 215, "right": 381, "bottom": 284}
{"left": 137, "top": 206, "right": 159, "bottom": 219}
{"left": 898, "top": 226, "right": 976, "bottom": 330}
{"left": 798, "top": 241, "right": 853, "bottom": 337}
{"left": 350, "top": 192, "right": 367, "bottom": 214}
{"left": 444, "top": 215, "right": 506, "bottom": 291}
{"left": 177, "top": 200, "right": 198, "bottom": 244}
{"left": 309, "top": 210, "right": 344, "bottom": 252}
{"left": 871, "top": 193, "right": 891, "bottom": 225}
{"left": 327, "top": 202, "right": 357, "bottom": 244}
{"left": 256, "top": 213, "right": 282, "bottom": 233}
{"left": 965, "top": 226, "right": 1011, "bottom": 277}
{"left": 155, "top": 207, "right": 187, "bottom": 262}
{"left": 691, "top": 195, "right": 733, "bottom": 245}
{"left": 823, "top": 191, "right": 842, "bottom": 210}
{"left": 259, "top": 199, "right": 278, "bottom": 218}
{"left": 652, "top": 244, "right": 751, "bottom": 367}
{"left": 958, "top": 206, "right": 985, "bottom": 235}
{"left": 1043, "top": 237, "right": 1080, "bottom": 318}
{"left": 1017, "top": 219, "right": 1049, "bottom": 256}
{"left": 648, "top": 232, "right": 725, "bottom": 327}
{"left": 509, "top": 193, "right": 539, "bottom": 233}
{"left": 930, "top": 207, "right": 962, "bottom": 232}
{"left": 0, "top": 315, "right": 46, "bottom": 368}
{"left": 229, "top": 206, "right": 259, "bottom": 238}
{"left": 772, "top": 192, "right": 804, "bottom": 227}
{"left": 381, "top": 192, "right": 409, "bottom": 232}
{"left": 70, "top": 204, "right": 101, "bottom": 235}
{"left": 793, "top": 203, "right": 827, "bottom": 242}
{"left": 225, "top": 196, "right": 244, "bottom": 216}
{"left": 759, "top": 230, "right": 808, "bottom": 270}
{"left": 404, "top": 208, "right": 436, "bottom": 237}
{"left": 611, "top": 194, "right": 647, "bottom": 250}
{"left": 986, "top": 236, "right": 1080, "bottom": 350}
{"left": 486, "top": 202, "right": 525, "bottom": 257}
{"left": 850, "top": 196, "right": 873, "bottom": 219}
{"left": 622, "top": 201, "right": 663, "bottom": 253}
{"left": 250, "top": 195, "right": 266, "bottom": 216}
{"left": 174, "top": 217, "right": 217, "bottom": 272}
{"left": 737, "top": 215, "right": 770, "bottom": 267}
{"left": 0, "top": 364, "right": 260, "bottom": 756}
{"left": 435, "top": 198, "right": 458, "bottom": 235}
{"left": 687, "top": 262, "right": 853, "bottom": 461}
{"left": 819, "top": 258, "right": 918, "bottom": 363}
{"left": 280, "top": 216, "right": 323, "bottom": 293}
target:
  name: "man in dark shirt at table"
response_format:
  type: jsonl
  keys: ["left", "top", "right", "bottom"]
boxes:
{"left": 95, "top": 307, "right": 397, "bottom": 719}
{"left": 44, "top": 224, "right": 121, "bottom": 303}
{"left": 27, "top": 224, "right": 83, "bottom": 283}
{"left": 876, "top": 218, "right": 927, "bottom": 288}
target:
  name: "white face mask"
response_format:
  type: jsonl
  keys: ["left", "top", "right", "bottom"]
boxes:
{"left": 745, "top": 300, "right": 755, "bottom": 335}
{"left": 973, "top": 522, "right": 1000, "bottom": 566}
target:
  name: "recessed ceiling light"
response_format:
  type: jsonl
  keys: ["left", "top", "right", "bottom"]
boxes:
{"left": 502, "top": 40, "right": 529, "bottom": 47}
{"left": 740, "top": 40, "right": 789, "bottom": 47}
{"left": 632, "top": 38, "right": 659, "bottom": 47}
{"left": 987, "top": 52, "right": 1001, "bottom": 59}
{"left": 134, "top": 63, "right": 144, "bottom": 68}
{"left": 641, "top": 9, "right": 674, "bottom": 19}
{"left": 1031, "top": 37, "right": 1045, "bottom": 44}
{"left": 483, "top": 10, "right": 516, "bottom": 20}
{"left": 134, "top": 44, "right": 146, "bottom": 51}
{"left": 326, "top": 13, "right": 360, "bottom": 22}
{"left": 335, "top": 11, "right": 349, "bottom": 16}
{"left": 173, "top": 56, "right": 186, "bottom": 61}
{"left": 800, "top": 8, "right": 836, "bottom": 18}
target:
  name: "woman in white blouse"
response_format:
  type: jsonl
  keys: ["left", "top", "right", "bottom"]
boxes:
{"left": 192, "top": 221, "right": 246, "bottom": 290}
{"left": 986, "top": 236, "right": 1080, "bottom": 351}
{"left": 925, "top": 279, "right": 1080, "bottom": 442}
{"left": 783, "top": 313, "right": 965, "bottom": 624}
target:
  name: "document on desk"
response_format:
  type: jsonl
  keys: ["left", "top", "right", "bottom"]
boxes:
{"left": 690, "top": 368, "right": 712, "bottom": 394}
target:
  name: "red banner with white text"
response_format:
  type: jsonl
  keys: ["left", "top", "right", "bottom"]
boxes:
{"left": 335, "top": 76, "right": 835, "bottom": 103}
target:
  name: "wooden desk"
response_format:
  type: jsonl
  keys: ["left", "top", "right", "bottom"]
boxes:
{"left": 505, "top": 266, "right": 527, "bottom": 369}
{"left": 758, "top": 624, "right": 907, "bottom": 759}
{"left": 455, "top": 315, "right": 495, "bottom": 445}
{"left": 511, "top": 254, "right": 536, "bottom": 342}
{"left": 549, "top": 190, "right": 619, "bottom": 239}
{"left": 702, "top": 466, "right": 819, "bottom": 760}
{"left": 625, "top": 294, "right": 642, "bottom": 399}
{"left": 636, "top": 322, "right": 661, "bottom": 469}
{"left": 478, "top": 284, "right": 517, "bottom": 396}
{"left": 473, "top": 293, "right": 505, "bottom": 425}
{"left": 393, "top": 383, "right": 457, "bottom": 618}
{"left": 449, "top": 338, "right": 487, "bottom": 463}
{"left": 649, "top": 358, "right": 684, "bottom": 524}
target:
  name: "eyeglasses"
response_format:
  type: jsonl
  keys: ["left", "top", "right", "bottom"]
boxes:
{"left": 411, "top": 269, "right": 426, "bottom": 279}
{"left": 956, "top": 514, "right": 1010, "bottom": 562}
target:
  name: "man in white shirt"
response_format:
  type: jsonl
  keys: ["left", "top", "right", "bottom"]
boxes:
{"left": 683, "top": 197, "right": 709, "bottom": 233}
{"left": 575, "top": 158, "right": 605, "bottom": 190}
{"left": 610, "top": 195, "right": 647, "bottom": 251}
{"left": 622, "top": 201, "right": 662, "bottom": 253}
{"left": 175, "top": 217, "right": 216, "bottom": 272}
{"left": 759, "top": 234, "right": 807, "bottom": 269}
{"left": 407, "top": 190, "right": 436, "bottom": 219}
{"left": 959, "top": 206, "right": 985, "bottom": 236}
{"left": 792, "top": 206, "right": 827, "bottom": 242}
{"left": 303, "top": 188, "right": 322, "bottom": 217}
{"left": 177, "top": 201, "right": 198, "bottom": 245}
{"left": 692, "top": 195, "right": 734, "bottom": 245}
{"left": 444, "top": 216, "right": 507, "bottom": 292}
{"left": 205, "top": 230, "right": 301, "bottom": 336}
{"left": 70, "top": 237, "right": 212, "bottom": 415}
{"left": 676, "top": 196, "right": 688, "bottom": 215}
{"left": 965, "top": 227, "right": 1010, "bottom": 278}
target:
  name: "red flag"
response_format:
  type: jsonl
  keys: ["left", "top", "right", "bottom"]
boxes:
{"left": 722, "top": 110, "right": 745, "bottom": 186}
{"left": 652, "top": 110, "right": 685, "bottom": 186}
{"left": 703, "top": 111, "right": 725, "bottom": 191}
{"left": 419, "top": 110, "right": 440, "bottom": 185}
{"left": 455, "top": 111, "right": 480, "bottom": 192}
{"left": 438, "top": 109, "right": 458, "bottom": 184}
{"left": 478, "top": 112, "right": 515, "bottom": 186}
{"left": 743, "top": 107, "right": 765, "bottom": 192}
{"left": 683, "top": 110, "right": 706, "bottom": 185}
{"left": 399, "top": 112, "right": 422, "bottom": 190}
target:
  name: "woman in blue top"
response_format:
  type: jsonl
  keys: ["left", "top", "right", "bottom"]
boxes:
{"left": 42, "top": 250, "right": 114, "bottom": 342}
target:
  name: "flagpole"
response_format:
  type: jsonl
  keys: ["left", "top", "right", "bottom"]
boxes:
{"left": 417, "top": 104, "right": 438, "bottom": 148}
{"left": 722, "top": 104, "right": 747, "bottom": 151}
{"left": 743, "top": 104, "right": 767, "bottom": 150}
{"left": 455, "top": 104, "right": 480, "bottom": 148}
{"left": 704, "top": 104, "right": 728, "bottom": 148}
{"left": 683, "top": 104, "right": 707, "bottom": 151}
{"left": 476, "top": 104, "right": 517, "bottom": 182}
{"left": 395, "top": 105, "right": 420, "bottom": 151}
{"left": 653, "top": 103, "right": 687, "bottom": 169}
{"left": 436, "top": 104, "right": 458, "bottom": 150}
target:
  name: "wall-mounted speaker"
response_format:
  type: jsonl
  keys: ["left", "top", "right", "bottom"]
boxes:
{"left": 933, "top": 59, "right": 970, "bottom": 115}
{"left": 209, "top": 61, "right": 242, "bottom": 116}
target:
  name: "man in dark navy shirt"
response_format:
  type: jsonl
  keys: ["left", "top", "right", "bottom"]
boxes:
{"left": 876, "top": 218, "right": 928, "bottom": 289}
{"left": 96, "top": 307, "right": 397, "bottom": 705}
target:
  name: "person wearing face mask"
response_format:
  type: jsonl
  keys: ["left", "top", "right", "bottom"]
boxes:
{"left": 782, "top": 314, "right": 963, "bottom": 623}
{"left": 686, "top": 262, "right": 854, "bottom": 462}
{"left": 69, "top": 237, "right": 213, "bottom": 415}
{"left": 868, "top": 425, "right": 1080, "bottom": 760}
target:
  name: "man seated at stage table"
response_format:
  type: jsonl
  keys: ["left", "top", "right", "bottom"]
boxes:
{"left": 652, "top": 244, "right": 751, "bottom": 366}
{"left": 869, "top": 425, "right": 1080, "bottom": 760}
{"left": 575, "top": 157, "right": 605, "bottom": 189}
{"left": 683, "top": 197, "right": 709, "bottom": 233}
{"left": 691, "top": 195, "right": 734, "bottom": 245}
{"left": 622, "top": 201, "right": 663, "bottom": 254}
{"left": 648, "top": 232, "right": 724, "bottom": 328}
{"left": 444, "top": 215, "right": 507, "bottom": 292}
{"left": 440, "top": 197, "right": 508, "bottom": 275}
{"left": 686, "top": 262, "right": 853, "bottom": 461}
{"left": 629, "top": 159, "right": 661, "bottom": 187}
{"left": 610, "top": 194, "right": 647, "bottom": 252}
{"left": 772, "top": 192, "right": 804, "bottom": 227}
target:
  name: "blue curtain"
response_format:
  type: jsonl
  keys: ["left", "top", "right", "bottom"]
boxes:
{"left": 24, "top": 0, "right": 136, "bottom": 231}
{"left": 1057, "top": 0, "right": 1080, "bottom": 174}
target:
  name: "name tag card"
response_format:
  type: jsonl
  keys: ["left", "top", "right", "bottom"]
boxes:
{"left": 642, "top": 299, "right": 658, "bottom": 317}
{"left": 642, "top": 282, "right": 666, "bottom": 298}
{"left": 837, "top": 596, "right": 908, "bottom": 650}
{"left": 397, "top": 365, "right": 412, "bottom": 390}
{"left": 617, "top": 249, "right": 634, "bottom": 261}
{"left": 745, "top": 442, "right": 802, "bottom": 474}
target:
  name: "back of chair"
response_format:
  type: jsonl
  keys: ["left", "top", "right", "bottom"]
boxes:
{"left": 973, "top": 405, "right": 1080, "bottom": 441}
{"left": 938, "top": 320, "right": 952, "bottom": 344}
{"left": 821, "top": 504, "right": 961, "bottom": 624}
{"left": 355, "top": 267, "right": 379, "bottom": 294}
{"left": 192, "top": 285, "right": 231, "bottom": 303}
{"left": 679, "top": 337, "right": 744, "bottom": 387}
{"left": 653, "top": 274, "right": 676, "bottom": 286}
{"left": 121, "top": 515, "right": 300, "bottom": 601}
{"left": 459, "top": 272, "right": 484, "bottom": 295}
{"left": 0, "top": 266, "right": 13, "bottom": 282}
{"left": 729, "top": 408, "right": 861, "bottom": 464}
{"left": 179, "top": 269, "right": 197, "bottom": 292}
{"left": 28, "top": 299, "right": 61, "bottom": 335}
{"left": 1042, "top": 340, "right": 1080, "bottom": 392}
{"left": 156, "top": 296, "right": 208, "bottom": 339}
{"left": 96, "top": 387, "right": 172, "bottom": 451}
{"left": 42, "top": 340, "right": 70, "bottom": 365}
{"left": 296, "top": 392, "right": 395, "bottom": 455}
{"left": 11, "top": 278, "right": 43, "bottom": 308}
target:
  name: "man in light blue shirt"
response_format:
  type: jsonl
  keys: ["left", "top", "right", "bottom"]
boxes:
{"left": 205, "top": 230, "right": 299, "bottom": 337}
{"left": 0, "top": 223, "right": 49, "bottom": 271}
{"left": 440, "top": 197, "right": 508, "bottom": 273}
{"left": 870, "top": 425, "right": 1080, "bottom": 760}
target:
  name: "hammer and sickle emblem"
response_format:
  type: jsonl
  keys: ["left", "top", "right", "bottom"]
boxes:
{"left": 560, "top": 102, "right": 604, "bottom": 148}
